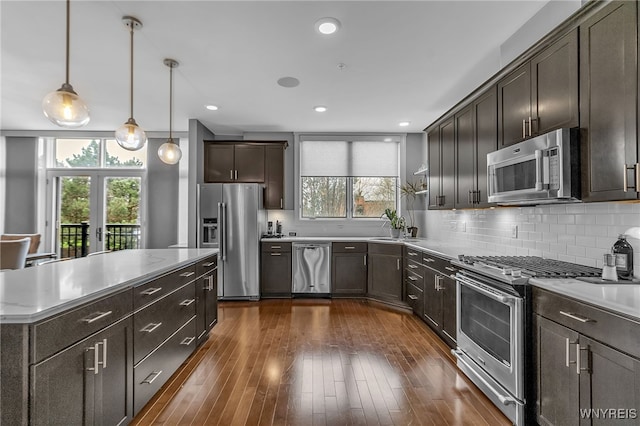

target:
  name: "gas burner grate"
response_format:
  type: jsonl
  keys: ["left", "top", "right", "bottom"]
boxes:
{"left": 458, "top": 255, "right": 601, "bottom": 278}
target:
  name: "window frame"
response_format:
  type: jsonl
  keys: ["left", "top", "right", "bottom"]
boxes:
{"left": 49, "top": 137, "right": 148, "bottom": 170}
{"left": 295, "top": 134, "right": 406, "bottom": 222}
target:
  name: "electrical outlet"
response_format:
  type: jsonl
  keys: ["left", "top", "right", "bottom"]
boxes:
{"left": 450, "top": 221, "right": 457, "bottom": 230}
{"left": 511, "top": 225, "right": 518, "bottom": 239}
{"left": 460, "top": 221, "right": 466, "bottom": 232}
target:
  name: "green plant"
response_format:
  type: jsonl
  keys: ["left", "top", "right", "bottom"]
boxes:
{"left": 399, "top": 180, "right": 422, "bottom": 229}
{"left": 382, "top": 208, "right": 405, "bottom": 230}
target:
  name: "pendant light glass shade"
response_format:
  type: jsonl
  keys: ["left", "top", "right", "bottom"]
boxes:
{"left": 115, "top": 117, "right": 146, "bottom": 151}
{"left": 42, "top": 0, "right": 90, "bottom": 128}
{"left": 116, "top": 17, "right": 146, "bottom": 151}
{"left": 158, "top": 58, "right": 182, "bottom": 164}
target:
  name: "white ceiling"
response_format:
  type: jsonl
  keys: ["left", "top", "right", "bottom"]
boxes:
{"left": 1, "top": 0, "right": 557, "bottom": 136}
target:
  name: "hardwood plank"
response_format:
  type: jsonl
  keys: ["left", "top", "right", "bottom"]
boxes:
{"left": 132, "top": 299, "right": 511, "bottom": 425}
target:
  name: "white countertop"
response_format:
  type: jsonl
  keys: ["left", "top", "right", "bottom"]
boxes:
{"left": 0, "top": 248, "right": 217, "bottom": 324}
{"left": 531, "top": 278, "right": 640, "bottom": 321}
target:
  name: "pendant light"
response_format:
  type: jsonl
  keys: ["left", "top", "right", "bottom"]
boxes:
{"left": 158, "top": 59, "right": 182, "bottom": 164}
{"left": 115, "top": 16, "right": 146, "bottom": 151}
{"left": 42, "top": 0, "right": 90, "bottom": 128}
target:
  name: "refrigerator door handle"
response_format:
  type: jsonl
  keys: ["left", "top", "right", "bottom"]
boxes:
{"left": 218, "top": 202, "right": 227, "bottom": 261}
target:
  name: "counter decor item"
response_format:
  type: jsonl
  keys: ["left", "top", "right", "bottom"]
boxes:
{"left": 613, "top": 234, "right": 634, "bottom": 279}
{"left": 382, "top": 208, "right": 405, "bottom": 238}
{"left": 400, "top": 180, "right": 422, "bottom": 238}
{"left": 602, "top": 253, "right": 618, "bottom": 281}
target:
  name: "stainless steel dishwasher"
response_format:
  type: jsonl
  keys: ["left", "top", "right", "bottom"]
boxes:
{"left": 292, "top": 242, "right": 331, "bottom": 295}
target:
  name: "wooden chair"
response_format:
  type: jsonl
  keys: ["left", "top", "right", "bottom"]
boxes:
{"left": 0, "top": 238, "right": 31, "bottom": 270}
{"left": 1, "top": 233, "right": 41, "bottom": 254}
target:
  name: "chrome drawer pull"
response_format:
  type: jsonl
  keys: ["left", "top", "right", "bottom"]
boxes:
{"left": 179, "top": 271, "right": 195, "bottom": 278}
{"left": 142, "top": 370, "right": 163, "bottom": 385}
{"left": 179, "top": 299, "right": 195, "bottom": 307}
{"left": 180, "top": 337, "right": 195, "bottom": 346}
{"left": 81, "top": 311, "right": 113, "bottom": 324}
{"left": 408, "top": 264, "right": 418, "bottom": 269}
{"left": 344, "top": 246, "right": 356, "bottom": 249}
{"left": 559, "top": 311, "right": 594, "bottom": 323}
{"left": 140, "top": 287, "right": 162, "bottom": 296}
{"left": 141, "top": 322, "right": 162, "bottom": 333}
{"left": 203, "top": 262, "right": 216, "bottom": 267}
{"left": 408, "top": 252, "right": 418, "bottom": 256}
{"left": 271, "top": 245, "right": 281, "bottom": 249}
{"left": 423, "top": 258, "right": 434, "bottom": 263}
{"left": 408, "top": 294, "right": 418, "bottom": 300}
{"left": 271, "top": 253, "right": 282, "bottom": 256}
{"left": 445, "top": 266, "right": 456, "bottom": 272}
{"left": 408, "top": 276, "right": 418, "bottom": 281}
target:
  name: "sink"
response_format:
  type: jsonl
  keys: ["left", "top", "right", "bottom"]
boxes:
{"left": 371, "top": 237, "right": 402, "bottom": 241}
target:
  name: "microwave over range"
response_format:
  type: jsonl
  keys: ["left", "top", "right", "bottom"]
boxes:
{"left": 487, "top": 128, "right": 580, "bottom": 205}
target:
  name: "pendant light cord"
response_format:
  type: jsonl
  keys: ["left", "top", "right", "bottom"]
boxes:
{"left": 129, "top": 22, "right": 134, "bottom": 119}
{"left": 169, "top": 64, "right": 173, "bottom": 140}
{"left": 65, "top": 0, "right": 70, "bottom": 85}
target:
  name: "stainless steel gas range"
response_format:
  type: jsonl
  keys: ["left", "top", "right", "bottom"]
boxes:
{"left": 451, "top": 256, "right": 601, "bottom": 425}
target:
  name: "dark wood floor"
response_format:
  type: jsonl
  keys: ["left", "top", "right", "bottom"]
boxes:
{"left": 132, "top": 299, "right": 511, "bottom": 425}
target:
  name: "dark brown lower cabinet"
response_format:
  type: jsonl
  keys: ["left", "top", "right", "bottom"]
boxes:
{"left": 332, "top": 242, "right": 367, "bottom": 296}
{"left": 196, "top": 255, "right": 218, "bottom": 345}
{"left": 440, "top": 274, "right": 457, "bottom": 345}
{"left": 367, "top": 243, "right": 403, "bottom": 303}
{"left": 261, "top": 242, "right": 292, "bottom": 297}
{"left": 31, "top": 317, "right": 133, "bottom": 426}
{"left": 422, "top": 252, "right": 457, "bottom": 348}
{"left": 534, "top": 288, "right": 640, "bottom": 426}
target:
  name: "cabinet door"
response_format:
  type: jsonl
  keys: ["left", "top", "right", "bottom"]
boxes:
{"left": 531, "top": 29, "right": 579, "bottom": 135}
{"left": 205, "top": 271, "right": 218, "bottom": 331}
{"left": 332, "top": 252, "right": 367, "bottom": 296}
{"left": 196, "top": 275, "right": 207, "bottom": 342}
{"left": 581, "top": 337, "right": 640, "bottom": 426}
{"left": 264, "top": 145, "right": 285, "bottom": 209}
{"left": 234, "top": 145, "right": 265, "bottom": 182}
{"left": 261, "top": 251, "right": 292, "bottom": 296}
{"left": 204, "top": 144, "right": 234, "bottom": 183}
{"left": 535, "top": 315, "right": 579, "bottom": 426}
{"left": 31, "top": 319, "right": 132, "bottom": 426}
{"left": 498, "top": 63, "right": 531, "bottom": 147}
{"left": 440, "top": 118, "right": 456, "bottom": 209}
{"left": 367, "top": 254, "right": 402, "bottom": 301}
{"left": 580, "top": 1, "right": 638, "bottom": 202}
{"left": 423, "top": 268, "right": 442, "bottom": 329}
{"left": 455, "top": 105, "right": 474, "bottom": 209}
{"left": 440, "top": 274, "right": 456, "bottom": 347}
{"left": 473, "top": 87, "right": 497, "bottom": 207}
{"left": 427, "top": 126, "right": 441, "bottom": 209}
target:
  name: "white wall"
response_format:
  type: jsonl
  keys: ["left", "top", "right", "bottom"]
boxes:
{"left": 423, "top": 202, "right": 640, "bottom": 278}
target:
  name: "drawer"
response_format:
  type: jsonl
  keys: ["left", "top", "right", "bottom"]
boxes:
{"left": 262, "top": 242, "right": 291, "bottom": 252}
{"left": 368, "top": 242, "right": 402, "bottom": 256}
{"left": 32, "top": 289, "right": 132, "bottom": 363}
{"left": 134, "top": 316, "right": 196, "bottom": 415}
{"left": 406, "top": 282, "right": 424, "bottom": 317}
{"left": 533, "top": 287, "right": 640, "bottom": 359}
{"left": 405, "top": 246, "right": 423, "bottom": 262}
{"left": 134, "top": 282, "right": 196, "bottom": 364}
{"left": 422, "top": 253, "right": 451, "bottom": 274}
{"left": 196, "top": 255, "right": 217, "bottom": 278}
{"left": 134, "top": 264, "right": 197, "bottom": 309}
{"left": 405, "top": 259, "right": 425, "bottom": 276}
{"left": 332, "top": 242, "right": 367, "bottom": 253}
{"left": 405, "top": 268, "right": 424, "bottom": 285}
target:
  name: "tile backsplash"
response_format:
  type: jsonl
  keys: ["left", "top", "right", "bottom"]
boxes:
{"left": 424, "top": 201, "right": 640, "bottom": 277}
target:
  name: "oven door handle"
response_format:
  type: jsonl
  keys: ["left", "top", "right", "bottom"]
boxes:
{"left": 457, "top": 275, "right": 515, "bottom": 305}
{"left": 452, "top": 349, "right": 517, "bottom": 407}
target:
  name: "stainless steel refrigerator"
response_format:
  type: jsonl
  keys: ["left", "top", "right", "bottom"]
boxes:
{"left": 197, "top": 183, "right": 266, "bottom": 299}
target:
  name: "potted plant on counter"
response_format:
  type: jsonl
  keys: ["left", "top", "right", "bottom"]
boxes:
{"left": 382, "top": 208, "right": 405, "bottom": 238}
{"left": 400, "top": 180, "right": 422, "bottom": 238}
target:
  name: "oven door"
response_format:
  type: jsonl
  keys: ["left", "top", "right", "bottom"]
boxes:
{"left": 455, "top": 272, "right": 523, "bottom": 399}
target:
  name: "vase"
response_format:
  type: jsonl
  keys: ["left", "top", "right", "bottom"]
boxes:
{"left": 390, "top": 228, "right": 401, "bottom": 238}
{"left": 408, "top": 227, "right": 418, "bottom": 238}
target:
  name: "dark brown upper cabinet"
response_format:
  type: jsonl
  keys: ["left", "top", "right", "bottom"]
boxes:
{"left": 264, "top": 144, "right": 285, "bottom": 209}
{"left": 580, "top": 0, "right": 639, "bottom": 202}
{"left": 428, "top": 117, "right": 455, "bottom": 209}
{"left": 498, "top": 29, "right": 578, "bottom": 148}
{"left": 454, "top": 87, "right": 498, "bottom": 209}
{"left": 204, "top": 143, "right": 265, "bottom": 183}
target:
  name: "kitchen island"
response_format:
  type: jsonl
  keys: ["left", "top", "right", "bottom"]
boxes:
{"left": 0, "top": 248, "right": 218, "bottom": 425}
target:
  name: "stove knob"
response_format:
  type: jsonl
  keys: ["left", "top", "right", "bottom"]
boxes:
{"left": 512, "top": 270, "right": 522, "bottom": 277}
{"left": 503, "top": 268, "right": 512, "bottom": 275}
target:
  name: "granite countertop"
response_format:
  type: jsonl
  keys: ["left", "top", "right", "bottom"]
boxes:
{"left": 531, "top": 278, "right": 640, "bottom": 321}
{"left": 0, "top": 248, "right": 218, "bottom": 324}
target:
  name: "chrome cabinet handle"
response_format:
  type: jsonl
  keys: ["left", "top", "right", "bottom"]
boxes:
{"left": 180, "top": 271, "right": 195, "bottom": 278}
{"left": 81, "top": 311, "right": 113, "bottom": 324}
{"left": 408, "top": 264, "right": 418, "bottom": 269}
{"left": 230, "top": 170, "right": 234, "bottom": 180}
{"left": 142, "top": 370, "right": 163, "bottom": 385}
{"left": 408, "top": 294, "right": 418, "bottom": 300}
{"left": 636, "top": 163, "right": 640, "bottom": 193}
{"left": 235, "top": 170, "right": 238, "bottom": 180}
{"left": 408, "top": 252, "right": 418, "bottom": 257}
{"left": 344, "top": 246, "right": 356, "bottom": 250}
{"left": 397, "top": 259, "right": 400, "bottom": 270}
{"left": 408, "top": 276, "right": 418, "bottom": 281}
{"left": 180, "top": 337, "right": 195, "bottom": 346}
{"left": 576, "top": 345, "right": 589, "bottom": 375}
{"left": 280, "top": 198, "right": 283, "bottom": 209}
{"left": 86, "top": 342, "right": 100, "bottom": 375}
{"left": 528, "top": 116, "right": 532, "bottom": 137}
{"left": 140, "top": 287, "right": 162, "bottom": 296}
{"left": 203, "top": 261, "right": 216, "bottom": 267}
{"left": 522, "top": 119, "right": 526, "bottom": 139}
{"left": 180, "top": 299, "right": 195, "bottom": 307}
{"left": 363, "top": 255, "right": 367, "bottom": 266}
{"left": 565, "top": 338, "right": 577, "bottom": 367}
{"left": 205, "top": 275, "right": 214, "bottom": 291}
{"left": 99, "top": 338, "right": 107, "bottom": 370}
{"left": 559, "top": 311, "right": 594, "bottom": 323}
{"left": 141, "top": 322, "right": 162, "bottom": 333}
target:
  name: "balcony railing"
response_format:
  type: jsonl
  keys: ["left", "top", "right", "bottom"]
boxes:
{"left": 59, "top": 222, "right": 141, "bottom": 258}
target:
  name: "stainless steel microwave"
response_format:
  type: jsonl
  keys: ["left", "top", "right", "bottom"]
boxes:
{"left": 487, "top": 128, "right": 580, "bottom": 205}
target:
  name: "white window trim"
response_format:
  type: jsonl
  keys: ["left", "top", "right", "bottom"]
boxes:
{"left": 294, "top": 133, "right": 407, "bottom": 223}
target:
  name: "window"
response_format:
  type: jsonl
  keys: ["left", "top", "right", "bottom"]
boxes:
{"left": 299, "top": 138, "right": 399, "bottom": 219}
{"left": 54, "top": 138, "right": 146, "bottom": 168}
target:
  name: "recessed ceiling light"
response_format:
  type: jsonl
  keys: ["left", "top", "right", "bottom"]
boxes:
{"left": 314, "top": 106, "right": 327, "bottom": 112}
{"left": 315, "top": 17, "right": 341, "bottom": 35}
{"left": 399, "top": 121, "right": 411, "bottom": 127}
{"left": 384, "top": 138, "right": 392, "bottom": 142}
{"left": 277, "top": 76, "right": 300, "bottom": 88}
{"left": 205, "top": 105, "right": 219, "bottom": 111}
